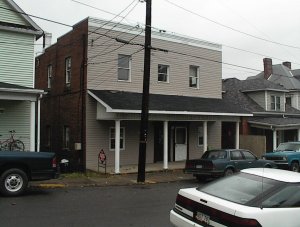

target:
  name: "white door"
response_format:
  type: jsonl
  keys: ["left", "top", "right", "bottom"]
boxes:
{"left": 175, "top": 127, "right": 187, "bottom": 161}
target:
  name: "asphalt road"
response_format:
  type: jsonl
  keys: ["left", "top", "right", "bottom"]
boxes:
{"left": 0, "top": 180, "right": 200, "bottom": 227}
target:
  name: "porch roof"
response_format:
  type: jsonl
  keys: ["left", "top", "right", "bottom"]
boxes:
{"left": 88, "top": 90, "right": 252, "bottom": 116}
{"left": 248, "top": 117, "right": 300, "bottom": 129}
{"left": 0, "top": 82, "right": 45, "bottom": 101}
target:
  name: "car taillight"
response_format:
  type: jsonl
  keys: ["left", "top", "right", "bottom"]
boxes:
{"left": 176, "top": 194, "right": 195, "bottom": 210}
{"left": 185, "top": 162, "right": 194, "bottom": 169}
{"left": 216, "top": 210, "right": 262, "bottom": 227}
{"left": 52, "top": 157, "right": 57, "bottom": 168}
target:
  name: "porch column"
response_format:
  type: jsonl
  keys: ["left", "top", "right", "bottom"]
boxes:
{"left": 115, "top": 120, "right": 120, "bottom": 174}
{"left": 298, "top": 128, "right": 300, "bottom": 141}
{"left": 163, "top": 121, "right": 168, "bottom": 169}
{"left": 203, "top": 121, "right": 208, "bottom": 152}
{"left": 37, "top": 96, "right": 41, "bottom": 152}
{"left": 30, "top": 101, "right": 35, "bottom": 151}
{"left": 273, "top": 129, "right": 277, "bottom": 150}
{"left": 235, "top": 121, "right": 239, "bottom": 149}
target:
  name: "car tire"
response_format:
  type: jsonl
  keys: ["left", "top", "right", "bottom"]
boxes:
{"left": 290, "top": 162, "right": 300, "bottom": 172}
{"left": 0, "top": 168, "right": 28, "bottom": 196}
{"left": 224, "top": 168, "right": 234, "bottom": 177}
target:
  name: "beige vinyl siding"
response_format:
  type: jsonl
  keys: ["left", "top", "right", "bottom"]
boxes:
{"left": 0, "top": 0, "right": 30, "bottom": 26}
{"left": 86, "top": 96, "right": 155, "bottom": 171}
{"left": 0, "top": 100, "right": 31, "bottom": 151}
{"left": 0, "top": 30, "right": 35, "bottom": 87}
{"left": 87, "top": 26, "right": 222, "bottom": 99}
{"left": 247, "top": 91, "right": 266, "bottom": 110}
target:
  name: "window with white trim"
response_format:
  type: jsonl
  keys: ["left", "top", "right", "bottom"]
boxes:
{"left": 158, "top": 64, "right": 169, "bottom": 82}
{"left": 65, "top": 57, "right": 71, "bottom": 86}
{"left": 198, "top": 125, "right": 204, "bottom": 146}
{"left": 118, "top": 54, "right": 131, "bottom": 81}
{"left": 189, "top": 65, "right": 199, "bottom": 88}
{"left": 47, "top": 64, "right": 52, "bottom": 89}
{"left": 109, "top": 127, "right": 125, "bottom": 150}
{"left": 271, "top": 95, "right": 281, "bottom": 111}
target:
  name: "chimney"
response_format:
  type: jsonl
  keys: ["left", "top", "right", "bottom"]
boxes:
{"left": 263, "top": 58, "right": 272, "bottom": 79}
{"left": 283, "top": 61, "right": 291, "bottom": 69}
{"left": 43, "top": 32, "right": 52, "bottom": 52}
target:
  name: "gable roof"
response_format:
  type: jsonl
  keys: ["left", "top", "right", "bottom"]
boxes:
{"left": 0, "top": 81, "right": 44, "bottom": 94}
{"left": 88, "top": 90, "right": 251, "bottom": 116}
{"left": 0, "top": 0, "right": 43, "bottom": 39}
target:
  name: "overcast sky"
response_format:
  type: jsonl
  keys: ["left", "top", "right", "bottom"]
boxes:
{"left": 13, "top": 0, "right": 300, "bottom": 79}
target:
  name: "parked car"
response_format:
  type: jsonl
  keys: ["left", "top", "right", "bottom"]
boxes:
{"left": 170, "top": 168, "right": 300, "bottom": 227}
{"left": 0, "top": 151, "right": 59, "bottom": 196}
{"left": 184, "top": 149, "right": 276, "bottom": 181}
{"left": 262, "top": 142, "right": 300, "bottom": 172}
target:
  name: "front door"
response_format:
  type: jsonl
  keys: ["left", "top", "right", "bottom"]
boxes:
{"left": 175, "top": 127, "right": 187, "bottom": 161}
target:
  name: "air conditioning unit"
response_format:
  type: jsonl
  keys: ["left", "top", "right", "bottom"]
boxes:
{"left": 74, "top": 143, "right": 82, "bottom": 151}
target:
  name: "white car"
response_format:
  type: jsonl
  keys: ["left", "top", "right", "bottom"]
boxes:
{"left": 170, "top": 168, "right": 300, "bottom": 227}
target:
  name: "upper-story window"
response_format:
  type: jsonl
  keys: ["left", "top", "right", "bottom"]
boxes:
{"left": 65, "top": 57, "right": 71, "bottom": 86}
{"left": 189, "top": 65, "right": 199, "bottom": 88}
{"left": 118, "top": 54, "right": 131, "bottom": 81}
{"left": 158, "top": 64, "right": 169, "bottom": 83}
{"left": 271, "top": 95, "right": 281, "bottom": 111}
{"left": 47, "top": 64, "right": 52, "bottom": 89}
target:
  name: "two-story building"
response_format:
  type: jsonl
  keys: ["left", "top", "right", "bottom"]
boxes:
{"left": 35, "top": 17, "right": 251, "bottom": 173}
{"left": 0, "top": 0, "right": 44, "bottom": 151}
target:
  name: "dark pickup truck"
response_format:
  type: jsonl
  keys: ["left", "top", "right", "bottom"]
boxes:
{"left": 0, "top": 151, "right": 59, "bottom": 196}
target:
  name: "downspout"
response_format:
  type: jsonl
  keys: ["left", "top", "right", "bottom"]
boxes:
{"left": 37, "top": 93, "right": 43, "bottom": 152}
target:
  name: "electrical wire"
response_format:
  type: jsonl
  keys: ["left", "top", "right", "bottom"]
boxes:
{"left": 164, "top": 0, "right": 300, "bottom": 50}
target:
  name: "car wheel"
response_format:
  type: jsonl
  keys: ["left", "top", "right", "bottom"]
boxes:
{"left": 224, "top": 168, "right": 234, "bottom": 176}
{"left": 0, "top": 168, "right": 28, "bottom": 196}
{"left": 290, "top": 162, "right": 300, "bottom": 172}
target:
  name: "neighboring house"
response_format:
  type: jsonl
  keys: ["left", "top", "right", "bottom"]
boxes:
{"left": 223, "top": 77, "right": 300, "bottom": 152}
{"left": 0, "top": 0, "right": 44, "bottom": 151}
{"left": 35, "top": 17, "right": 250, "bottom": 173}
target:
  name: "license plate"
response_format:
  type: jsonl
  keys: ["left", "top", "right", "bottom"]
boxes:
{"left": 195, "top": 211, "right": 210, "bottom": 225}
{"left": 196, "top": 165, "right": 203, "bottom": 168}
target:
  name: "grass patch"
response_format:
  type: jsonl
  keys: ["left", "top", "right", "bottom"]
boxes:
{"left": 61, "top": 170, "right": 108, "bottom": 179}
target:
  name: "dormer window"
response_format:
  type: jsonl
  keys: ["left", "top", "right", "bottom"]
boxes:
{"left": 271, "top": 95, "right": 281, "bottom": 111}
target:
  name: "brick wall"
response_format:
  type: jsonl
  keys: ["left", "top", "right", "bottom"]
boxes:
{"left": 35, "top": 19, "right": 88, "bottom": 170}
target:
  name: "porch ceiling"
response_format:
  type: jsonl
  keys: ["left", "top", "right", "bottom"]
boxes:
{"left": 88, "top": 89, "right": 252, "bottom": 117}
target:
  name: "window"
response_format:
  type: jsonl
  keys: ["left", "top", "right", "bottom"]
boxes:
{"left": 271, "top": 95, "right": 281, "bottom": 111}
{"left": 65, "top": 57, "right": 71, "bottom": 86}
{"left": 198, "top": 125, "right": 203, "bottom": 146}
{"left": 63, "top": 126, "right": 70, "bottom": 149}
{"left": 241, "top": 150, "right": 256, "bottom": 160}
{"left": 158, "top": 64, "right": 169, "bottom": 82}
{"left": 109, "top": 127, "right": 125, "bottom": 150}
{"left": 47, "top": 64, "right": 52, "bottom": 89}
{"left": 189, "top": 65, "right": 199, "bottom": 88}
{"left": 118, "top": 54, "right": 131, "bottom": 81}
{"left": 230, "top": 150, "right": 243, "bottom": 160}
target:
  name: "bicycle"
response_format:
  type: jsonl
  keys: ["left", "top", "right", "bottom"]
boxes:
{"left": 0, "top": 130, "right": 25, "bottom": 151}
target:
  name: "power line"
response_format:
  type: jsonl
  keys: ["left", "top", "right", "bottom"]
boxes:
{"left": 164, "top": 0, "right": 300, "bottom": 50}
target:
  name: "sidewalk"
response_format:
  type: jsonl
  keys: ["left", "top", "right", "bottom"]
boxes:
{"left": 30, "top": 162, "right": 195, "bottom": 189}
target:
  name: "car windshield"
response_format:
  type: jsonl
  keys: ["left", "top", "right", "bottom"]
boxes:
{"left": 197, "top": 172, "right": 282, "bottom": 206}
{"left": 276, "top": 143, "right": 300, "bottom": 152}
{"left": 202, "top": 150, "right": 227, "bottom": 160}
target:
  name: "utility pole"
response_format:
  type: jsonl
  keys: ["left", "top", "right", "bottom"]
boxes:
{"left": 137, "top": 0, "right": 152, "bottom": 183}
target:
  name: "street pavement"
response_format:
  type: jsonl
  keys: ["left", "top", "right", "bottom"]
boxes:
{"left": 30, "top": 169, "right": 196, "bottom": 189}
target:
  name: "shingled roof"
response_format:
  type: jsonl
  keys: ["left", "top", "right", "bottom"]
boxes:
{"left": 88, "top": 89, "right": 251, "bottom": 116}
